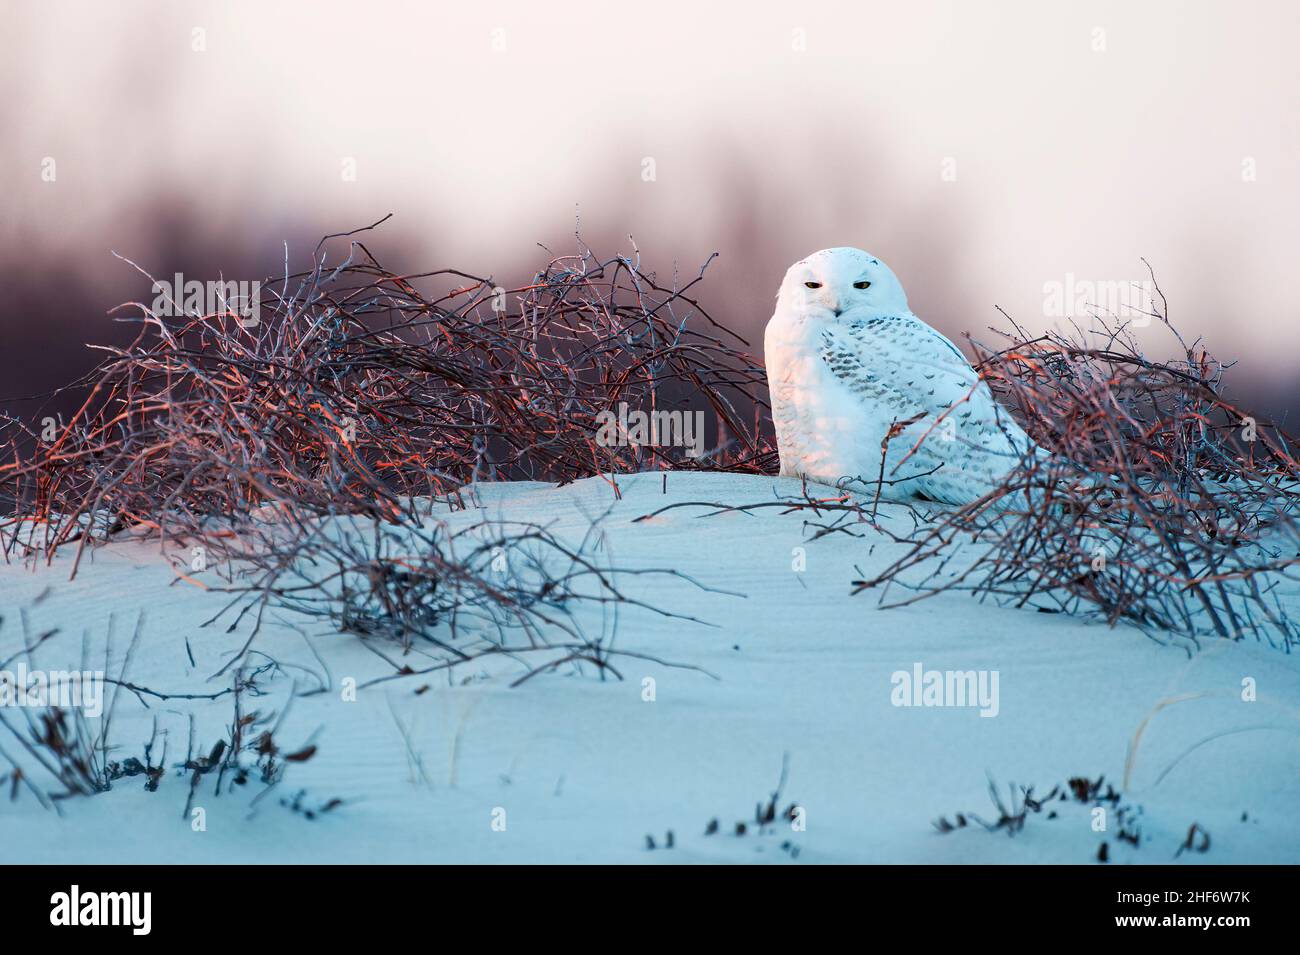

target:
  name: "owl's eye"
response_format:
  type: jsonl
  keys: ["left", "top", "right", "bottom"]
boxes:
{"left": 804, "top": 281, "right": 822, "bottom": 289}
{"left": 853, "top": 280, "right": 872, "bottom": 290}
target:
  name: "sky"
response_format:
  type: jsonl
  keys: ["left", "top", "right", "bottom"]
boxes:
{"left": 2, "top": 0, "right": 1297, "bottom": 418}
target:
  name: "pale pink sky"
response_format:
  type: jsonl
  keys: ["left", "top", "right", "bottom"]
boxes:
{"left": 3, "top": 0, "right": 1297, "bottom": 412}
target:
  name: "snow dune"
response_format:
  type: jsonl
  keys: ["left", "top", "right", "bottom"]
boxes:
{"left": 2, "top": 471, "right": 1298, "bottom": 863}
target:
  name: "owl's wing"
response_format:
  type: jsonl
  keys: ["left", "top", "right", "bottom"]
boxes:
{"left": 820, "top": 314, "right": 983, "bottom": 419}
{"left": 819, "top": 313, "right": 1039, "bottom": 463}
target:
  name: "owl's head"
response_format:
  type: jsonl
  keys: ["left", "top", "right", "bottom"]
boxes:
{"left": 776, "top": 248, "right": 908, "bottom": 321}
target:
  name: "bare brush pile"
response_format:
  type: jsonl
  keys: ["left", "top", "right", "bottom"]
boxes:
{"left": 0, "top": 221, "right": 768, "bottom": 677}
{"left": 221, "top": 504, "right": 726, "bottom": 687}
{"left": 859, "top": 290, "right": 1300, "bottom": 650}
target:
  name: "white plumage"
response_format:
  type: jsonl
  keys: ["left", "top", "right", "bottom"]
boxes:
{"left": 764, "top": 248, "right": 1043, "bottom": 506}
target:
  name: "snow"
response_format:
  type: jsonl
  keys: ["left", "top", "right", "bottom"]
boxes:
{"left": 2, "top": 471, "right": 1298, "bottom": 864}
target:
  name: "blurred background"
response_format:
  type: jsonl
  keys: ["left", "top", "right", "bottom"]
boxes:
{"left": 2, "top": 0, "right": 1297, "bottom": 419}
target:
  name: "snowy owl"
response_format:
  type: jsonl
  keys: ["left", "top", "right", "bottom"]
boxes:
{"left": 764, "top": 248, "right": 1044, "bottom": 506}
